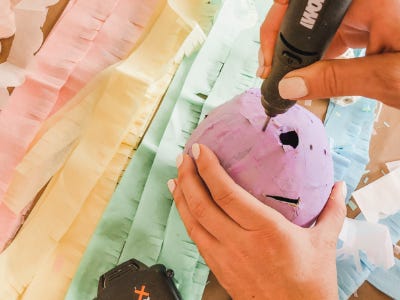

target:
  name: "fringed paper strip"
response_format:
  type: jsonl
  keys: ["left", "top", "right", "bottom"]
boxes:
{"left": 368, "top": 258, "right": 400, "bottom": 299}
{"left": 324, "top": 98, "right": 377, "bottom": 201}
{"left": 169, "top": 0, "right": 221, "bottom": 33}
{"left": 336, "top": 253, "right": 374, "bottom": 300}
{"left": 0, "top": 71, "right": 110, "bottom": 252}
{"left": 66, "top": 53, "right": 198, "bottom": 300}
{"left": 20, "top": 124, "right": 137, "bottom": 300}
{"left": 67, "top": 1, "right": 261, "bottom": 299}
{"left": 0, "top": 1, "right": 206, "bottom": 298}
{"left": 158, "top": 206, "right": 208, "bottom": 298}
{"left": 0, "top": 0, "right": 164, "bottom": 251}
{"left": 0, "top": 0, "right": 163, "bottom": 204}
{"left": 0, "top": 0, "right": 117, "bottom": 199}
{"left": 49, "top": 0, "right": 164, "bottom": 113}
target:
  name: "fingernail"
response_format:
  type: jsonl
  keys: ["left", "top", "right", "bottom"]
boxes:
{"left": 256, "top": 66, "right": 265, "bottom": 78}
{"left": 279, "top": 77, "right": 308, "bottom": 99}
{"left": 341, "top": 182, "right": 347, "bottom": 198}
{"left": 192, "top": 143, "right": 200, "bottom": 160}
{"left": 258, "top": 48, "right": 264, "bottom": 67}
{"left": 176, "top": 154, "right": 183, "bottom": 168}
{"left": 167, "top": 179, "right": 176, "bottom": 193}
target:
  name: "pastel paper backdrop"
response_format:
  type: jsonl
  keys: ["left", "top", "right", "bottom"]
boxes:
{"left": 0, "top": 0, "right": 215, "bottom": 298}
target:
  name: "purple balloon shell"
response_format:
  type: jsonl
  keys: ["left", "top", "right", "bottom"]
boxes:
{"left": 185, "top": 88, "right": 334, "bottom": 227}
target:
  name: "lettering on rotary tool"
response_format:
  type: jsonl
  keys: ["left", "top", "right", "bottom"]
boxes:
{"left": 300, "top": 0, "right": 325, "bottom": 29}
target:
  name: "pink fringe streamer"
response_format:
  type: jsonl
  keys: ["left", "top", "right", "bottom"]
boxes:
{"left": 0, "top": 0, "right": 161, "bottom": 251}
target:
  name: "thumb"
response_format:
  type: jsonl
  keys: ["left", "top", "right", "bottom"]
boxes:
{"left": 314, "top": 182, "right": 347, "bottom": 241}
{"left": 278, "top": 53, "right": 400, "bottom": 108}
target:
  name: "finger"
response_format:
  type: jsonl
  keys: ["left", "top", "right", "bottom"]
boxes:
{"left": 176, "top": 154, "right": 241, "bottom": 242}
{"left": 323, "top": 25, "right": 370, "bottom": 59}
{"left": 277, "top": 53, "right": 400, "bottom": 108}
{"left": 259, "top": 0, "right": 289, "bottom": 78}
{"left": 323, "top": 32, "right": 349, "bottom": 60}
{"left": 190, "top": 143, "right": 285, "bottom": 231}
{"left": 168, "top": 179, "right": 219, "bottom": 249}
{"left": 313, "top": 182, "right": 347, "bottom": 241}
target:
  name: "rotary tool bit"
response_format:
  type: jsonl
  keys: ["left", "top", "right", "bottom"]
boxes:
{"left": 261, "top": 0, "right": 352, "bottom": 131}
{"left": 262, "top": 116, "right": 271, "bottom": 132}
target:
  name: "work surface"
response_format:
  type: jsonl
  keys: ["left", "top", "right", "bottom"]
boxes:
{"left": 1, "top": 1, "right": 399, "bottom": 299}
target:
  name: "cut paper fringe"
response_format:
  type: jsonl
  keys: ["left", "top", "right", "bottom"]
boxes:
{"left": 0, "top": 1, "right": 207, "bottom": 298}
{"left": 0, "top": 0, "right": 164, "bottom": 201}
{"left": 0, "top": 0, "right": 116, "bottom": 200}
{"left": 0, "top": 0, "right": 163, "bottom": 251}
{"left": 368, "top": 258, "right": 400, "bottom": 300}
{"left": 67, "top": 1, "right": 262, "bottom": 299}
{"left": 324, "top": 97, "right": 377, "bottom": 201}
{"left": 20, "top": 122, "right": 137, "bottom": 300}
{"left": 66, "top": 53, "right": 198, "bottom": 300}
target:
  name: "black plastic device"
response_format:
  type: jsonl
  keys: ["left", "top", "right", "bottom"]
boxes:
{"left": 261, "top": 0, "right": 353, "bottom": 117}
{"left": 95, "top": 259, "right": 182, "bottom": 300}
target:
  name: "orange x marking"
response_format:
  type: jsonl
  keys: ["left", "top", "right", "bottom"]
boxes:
{"left": 134, "top": 285, "right": 150, "bottom": 300}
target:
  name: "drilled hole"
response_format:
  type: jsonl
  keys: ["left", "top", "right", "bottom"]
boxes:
{"left": 266, "top": 195, "right": 300, "bottom": 206}
{"left": 279, "top": 131, "right": 299, "bottom": 149}
{"left": 324, "top": 149, "right": 327, "bottom": 155}
{"left": 310, "top": 145, "right": 313, "bottom": 150}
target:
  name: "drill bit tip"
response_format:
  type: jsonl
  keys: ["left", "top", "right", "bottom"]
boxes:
{"left": 262, "top": 116, "right": 271, "bottom": 132}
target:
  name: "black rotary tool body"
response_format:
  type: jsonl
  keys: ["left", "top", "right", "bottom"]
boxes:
{"left": 261, "top": 0, "right": 353, "bottom": 129}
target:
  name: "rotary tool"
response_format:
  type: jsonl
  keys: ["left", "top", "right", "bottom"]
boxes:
{"left": 261, "top": 0, "right": 353, "bottom": 131}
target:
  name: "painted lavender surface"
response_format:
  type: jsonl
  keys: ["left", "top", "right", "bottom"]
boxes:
{"left": 186, "top": 88, "right": 334, "bottom": 227}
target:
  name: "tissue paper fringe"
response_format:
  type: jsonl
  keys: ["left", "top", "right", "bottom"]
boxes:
{"left": 67, "top": 1, "right": 262, "bottom": 299}
{"left": 65, "top": 53, "right": 198, "bottom": 300}
{"left": 0, "top": 1, "right": 208, "bottom": 298}
{"left": 158, "top": 206, "right": 207, "bottom": 298}
{"left": 368, "top": 258, "right": 400, "bottom": 300}
{"left": 324, "top": 98, "right": 377, "bottom": 201}
{"left": 0, "top": 0, "right": 116, "bottom": 199}
{"left": 0, "top": 0, "right": 163, "bottom": 205}
{"left": 169, "top": 0, "right": 220, "bottom": 33}
{"left": 0, "top": 0, "right": 164, "bottom": 251}
{"left": 20, "top": 122, "right": 138, "bottom": 300}
{"left": 0, "top": 0, "right": 222, "bottom": 207}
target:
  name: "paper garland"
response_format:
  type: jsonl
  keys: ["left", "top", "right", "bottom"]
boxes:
{"left": 67, "top": 1, "right": 262, "bottom": 299}
{"left": 66, "top": 52, "right": 199, "bottom": 300}
{"left": 0, "top": 0, "right": 163, "bottom": 251}
{"left": 0, "top": 1, "right": 206, "bottom": 298}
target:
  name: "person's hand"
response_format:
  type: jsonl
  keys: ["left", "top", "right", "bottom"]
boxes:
{"left": 168, "top": 144, "right": 347, "bottom": 299}
{"left": 259, "top": 0, "right": 400, "bottom": 109}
